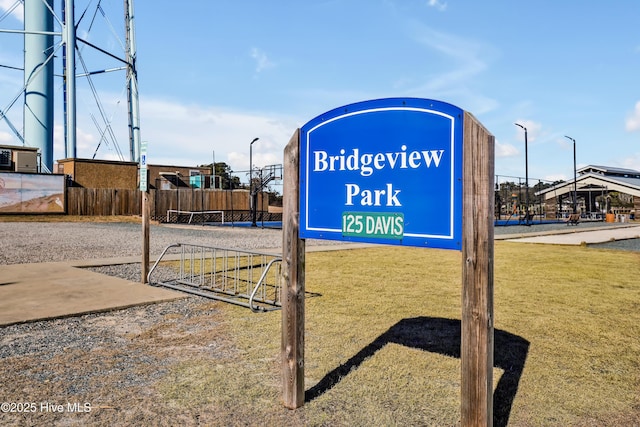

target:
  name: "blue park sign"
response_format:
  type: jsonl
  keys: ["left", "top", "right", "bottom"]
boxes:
{"left": 299, "top": 98, "right": 463, "bottom": 250}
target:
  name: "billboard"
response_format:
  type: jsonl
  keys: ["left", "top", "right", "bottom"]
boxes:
{"left": 0, "top": 173, "right": 66, "bottom": 213}
{"left": 299, "top": 98, "right": 463, "bottom": 250}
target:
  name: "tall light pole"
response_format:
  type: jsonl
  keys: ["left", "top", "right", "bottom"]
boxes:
{"left": 249, "top": 137, "right": 260, "bottom": 226}
{"left": 564, "top": 135, "right": 577, "bottom": 214}
{"left": 514, "top": 123, "right": 529, "bottom": 225}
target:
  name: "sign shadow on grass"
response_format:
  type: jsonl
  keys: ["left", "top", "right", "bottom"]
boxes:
{"left": 305, "top": 317, "right": 529, "bottom": 427}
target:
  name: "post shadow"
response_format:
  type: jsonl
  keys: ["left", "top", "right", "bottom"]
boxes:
{"left": 305, "top": 316, "right": 529, "bottom": 427}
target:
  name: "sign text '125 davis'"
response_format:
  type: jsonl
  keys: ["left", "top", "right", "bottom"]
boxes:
{"left": 299, "top": 98, "right": 463, "bottom": 250}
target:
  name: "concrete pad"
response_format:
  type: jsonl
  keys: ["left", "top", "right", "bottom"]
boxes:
{"left": 0, "top": 262, "right": 183, "bottom": 326}
{"left": 504, "top": 225, "right": 640, "bottom": 245}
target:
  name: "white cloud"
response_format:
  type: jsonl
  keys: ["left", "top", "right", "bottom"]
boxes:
{"left": 625, "top": 101, "right": 640, "bottom": 132}
{"left": 250, "top": 47, "right": 275, "bottom": 74}
{"left": 544, "top": 174, "right": 568, "bottom": 182}
{"left": 44, "top": 90, "right": 299, "bottom": 172}
{"left": 53, "top": 124, "right": 98, "bottom": 160}
{"left": 413, "top": 28, "right": 488, "bottom": 91}
{"left": 495, "top": 140, "right": 518, "bottom": 158}
{"left": 0, "top": 131, "right": 13, "bottom": 143}
{"left": 513, "top": 119, "right": 542, "bottom": 143}
{"left": 427, "top": 0, "right": 447, "bottom": 11}
{"left": 134, "top": 97, "right": 299, "bottom": 173}
{"left": 405, "top": 25, "right": 499, "bottom": 114}
{"left": 618, "top": 153, "right": 640, "bottom": 171}
{"left": 0, "top": 0, "right": 23, "bottom": 22}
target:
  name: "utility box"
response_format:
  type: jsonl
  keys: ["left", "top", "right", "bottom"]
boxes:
{"left": 0, "top": 145, "right": 39, "bottom": 172}
{"left": 15, "top": 151, "right": 38, "bottom": 173}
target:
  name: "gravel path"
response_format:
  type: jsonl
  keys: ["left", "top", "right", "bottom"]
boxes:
{"left": 0, "top": 221, "right": 346, "bottom": 266}
{"left": 0, "top": 222, "right": 281, "bottom": 265}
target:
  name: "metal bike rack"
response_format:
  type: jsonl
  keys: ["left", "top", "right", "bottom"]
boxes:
{"left": 147, "top": 243, "right": 282, "bottom": 312}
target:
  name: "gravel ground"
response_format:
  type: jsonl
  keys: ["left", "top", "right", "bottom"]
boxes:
{"left": 0, "top": 221, "right": 346, "bottom": 265}
{"left": 0, "top": 296, "right": 236, "bottom": 426}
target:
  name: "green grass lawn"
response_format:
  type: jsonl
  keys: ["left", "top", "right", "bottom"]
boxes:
{"left": 159, "top": 242, "right": 640, "bottom": 426}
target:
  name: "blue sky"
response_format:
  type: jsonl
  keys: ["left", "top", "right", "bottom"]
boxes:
{"left": 1, "top": 0, "right": 640, "bottom": 186}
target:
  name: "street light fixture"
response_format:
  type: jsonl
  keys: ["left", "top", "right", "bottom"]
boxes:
{"left": 514, "top": 123, "right": 529, "bottom": 225}
{"left": 564, "top": 135, "right": 577, "bottom": 214}
{"left": 249, "top": 137, "right": 260, "bottom": 227}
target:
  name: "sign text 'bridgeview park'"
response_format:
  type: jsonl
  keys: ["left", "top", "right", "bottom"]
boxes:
{"left": 299, "top": 98, "right": 463, "bottom": 250}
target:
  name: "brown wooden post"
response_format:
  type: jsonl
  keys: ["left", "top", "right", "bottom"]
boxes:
{"left": 281, "top": 128, "right": 306, "bottom": 409}
{"left": 461, "top": 111, "right": 495, "bottom": 426}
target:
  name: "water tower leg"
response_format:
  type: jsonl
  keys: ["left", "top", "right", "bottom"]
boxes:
{"left": 24, "top": 0, "right": 54, "bottom": 170}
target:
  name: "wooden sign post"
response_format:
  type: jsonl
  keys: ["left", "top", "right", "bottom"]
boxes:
{"left": 281, "top": 100, "right": 494, "bottom": 425}
{"left": 282, "top": 129, "right": 306, "bottom": 408}
{"left": 461, "top": 112, "right": 495, "bottom": 425}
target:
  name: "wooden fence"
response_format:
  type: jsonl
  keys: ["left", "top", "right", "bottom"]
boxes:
{"left": 66, "top": 188, "right": 269, "bottom": 220}
{"left": 67, "top": 188, "right": 140, "bottom": 216}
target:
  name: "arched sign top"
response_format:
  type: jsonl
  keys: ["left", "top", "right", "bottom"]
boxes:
{"left": 299, "top": 98, "right": 464, "bottom": 250}
{"left": 303, "top": 97, "right": 463, "bottom": 130}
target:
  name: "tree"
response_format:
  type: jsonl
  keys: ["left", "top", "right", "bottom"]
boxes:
{"left": 533, "top": 180, "right": 553, "bottom": 193}
{"left": 606, "top": 192, "right": 634, "bottom": 209}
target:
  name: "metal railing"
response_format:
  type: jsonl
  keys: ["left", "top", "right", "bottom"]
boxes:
{"left": 148, "top": 243, "right": 282, "bottom": 312}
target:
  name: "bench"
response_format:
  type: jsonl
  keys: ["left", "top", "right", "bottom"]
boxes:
{"left": 566, "top": 213, "right": 580, "bottom": 226}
